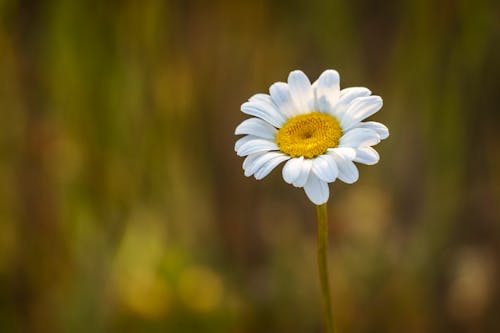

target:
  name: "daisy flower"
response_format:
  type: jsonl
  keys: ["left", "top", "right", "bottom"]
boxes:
{"left": 235, "top": 69, "right": 388, "bottom": 205}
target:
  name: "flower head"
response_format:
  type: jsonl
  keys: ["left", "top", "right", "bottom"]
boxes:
{"left": 235, "top": 70, "right": 388, "bottom": 205}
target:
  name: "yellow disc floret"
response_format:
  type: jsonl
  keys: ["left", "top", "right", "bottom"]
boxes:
{"left": 276, "top": 112, "right": 342, "bottom": 158}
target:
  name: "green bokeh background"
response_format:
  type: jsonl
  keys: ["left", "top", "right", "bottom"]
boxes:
{"left": 1, "top": 0, "right": 499, "bottom": 332}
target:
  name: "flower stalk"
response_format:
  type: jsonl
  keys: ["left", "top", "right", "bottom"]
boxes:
{"left": 316, "top": 203, "right": 335, "bottom": 333}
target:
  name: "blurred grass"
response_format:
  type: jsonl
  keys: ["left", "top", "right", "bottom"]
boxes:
{"left": 1, "top": 0, "right": 500, "bottom": 332}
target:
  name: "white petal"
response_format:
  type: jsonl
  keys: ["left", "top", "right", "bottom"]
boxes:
{"left": 341, "top": 96, "right": 383, "bottom": 131}
{"left": 339, "top": 87, "right": 372, "bottom": 98}
{"left": 282, "top": 156, "right": 304, "bottom": 184}
{"left": 237, "top": 138, "right": 278, "bottom": 156}
{"left": 313, "top": 69, "right": 340, "bottom": 114}
{"left": 330, "top": 151, "right": 359, "bottom": 184}
{"left": 304, "top": 174, "right": 330, "bottom": 205}
{"left": 339, "top": 128, "right": 380, "bottom": 148}
{"left": 288, "top": 70, "right": 315, "bottom": 114}
{"left": 241, "top": 99, "right": 286, "bottom": 128}
{"left": 254, "top": 155, "right": 290, "bottom": 180}
{"left": 292, "top": 159, "right": 312, "bottom": 187}
{"left": 355, "top": 121, "right": 389, "bottom": 140}
{"left": 235, "top": 135, "right": 258, "bottom": 152}
{"left": 311, "top": 155, "right": 338, "bottom": 183}
{"left": 353, "top": 147, "right": 380, "bottom": 165}
{"left": 269, "top": 82, "right": 300, "bottom": 118}
{"left": 327, "top": 147, "right": 356, "bottom": 159}
{"left": 249, "top": 93, "right": 272, "bottom": 103}
{"left": 329, "top": 87, "right": 371, "bottom": 119}
{"left": 235, "top": 118, "right": 277, "bottom": 139}
{"left": 242, "top": 152, "right": 266, "bottom": 171}
{"left": 244, "top": 152, "right": 284, "bottom": 177}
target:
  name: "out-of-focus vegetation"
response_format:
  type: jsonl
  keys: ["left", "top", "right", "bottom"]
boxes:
{"left": 1, "top": 0, "right": 499, "bottom": 332}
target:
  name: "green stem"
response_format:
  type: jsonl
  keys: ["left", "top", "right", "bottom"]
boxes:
{"left": 316, "top": 203, "right": 335, "bottom": 333}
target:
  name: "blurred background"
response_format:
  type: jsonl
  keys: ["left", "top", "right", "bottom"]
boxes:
{"left": 1, "top": 0, "right": 499, "bottom": 332}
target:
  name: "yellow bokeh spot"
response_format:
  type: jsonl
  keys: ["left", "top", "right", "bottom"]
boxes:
{"left": 178, "top": 266, "right": 223, "bottom": 313}
{"left": 119, "top": 272, "right": 171, "bottom": 319}
{"left": 276, "top": 112, "right": 342, "bottom": 158}
{"left": 112, "top": 211, "right": 171, "bottom": 319}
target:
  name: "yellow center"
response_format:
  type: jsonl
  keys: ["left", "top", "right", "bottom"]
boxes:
{"left": 276, "top": 112, "right": 342, "bottom": 158}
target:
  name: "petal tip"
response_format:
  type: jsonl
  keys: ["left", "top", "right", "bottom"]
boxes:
{"left": 322, "top": 69, "right": 340, "bottom": 78}
{"left": 288, "top": 70, "right": 310, "bottom": 83}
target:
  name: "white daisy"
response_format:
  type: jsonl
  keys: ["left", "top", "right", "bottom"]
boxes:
{"left": 234, "top": 69, "right": 389, "bottom": 205}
